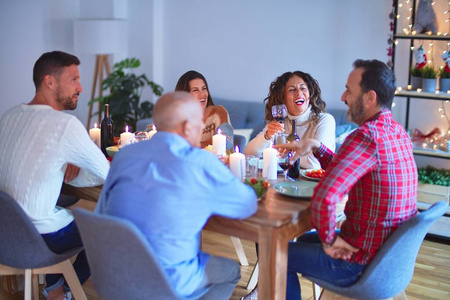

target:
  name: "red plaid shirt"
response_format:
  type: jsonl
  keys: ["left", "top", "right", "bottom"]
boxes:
{"left": 312, "top": 109, "right": 417, "bottom": 265}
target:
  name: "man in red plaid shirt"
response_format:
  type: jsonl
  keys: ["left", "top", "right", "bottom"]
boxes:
{"left": 276, "top": 59, "right": 417, "bottom": 299}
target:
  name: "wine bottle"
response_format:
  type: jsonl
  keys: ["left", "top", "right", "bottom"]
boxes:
{"left": 100, "top": 104, "right": 114, "bottom": 156}
{"left": 287, "top": 119, "right": 300, "bottom": 178}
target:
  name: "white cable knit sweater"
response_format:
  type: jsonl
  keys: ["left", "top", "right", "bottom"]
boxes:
{"left": 244, "top": 105, "right": 336, "bottom": 169}
{"left": 0, "top": 104, "right": 109, "bottom": 234}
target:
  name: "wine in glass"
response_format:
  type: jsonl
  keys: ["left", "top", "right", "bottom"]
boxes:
{"left": 272, "top": 104, "right": 288, "bottom": 122}
{"left": 278, "top": 151, "right": 293, "bottom": 181}
{"left": 271, "top": 104, "right": 288, "bottom": 142}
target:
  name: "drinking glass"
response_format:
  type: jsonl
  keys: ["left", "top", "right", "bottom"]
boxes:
{"left": 271, "top": 104, "right": 288, "bottom": 141}
{"left": 278, "top": 151, "right": 293, "bottom": 181}
{"left": 271, "top": 104, "right": 288, "bottom": 122}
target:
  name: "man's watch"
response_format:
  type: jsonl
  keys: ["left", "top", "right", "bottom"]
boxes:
{"left": 322, "top": 235, "right": 337, "bottom": 249}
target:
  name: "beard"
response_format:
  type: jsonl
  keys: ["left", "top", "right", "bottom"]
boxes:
{"left": 55, "top": 86, "right": 78, "bottom": 110}
{"left": 347, "top": 94, "right": 365, "bottom": 125}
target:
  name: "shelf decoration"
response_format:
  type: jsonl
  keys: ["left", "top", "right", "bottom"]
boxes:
{"left": 414, "top": 45, "right": 428, "bottom": 68}
{"left": 414, "top": 0, "right": 438, "bottom": 34}
{"left": 387, "top": 0, "right": 396, "bottom": 68}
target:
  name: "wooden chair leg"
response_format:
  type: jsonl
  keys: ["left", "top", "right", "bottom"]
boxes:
{"left": 59, "top": 260, "right": 87, "bottom": 300}
{"left": 32, "top": 274, "right": 40, "bottom": 300}
{"left": 24, "top": 269, "right": 32, "bottom": 300}
{"left": 246, "top": 262, "right": 259, "bottom": 290}
{"left": 230, "top": 236, "right": 249, "bottom": 266}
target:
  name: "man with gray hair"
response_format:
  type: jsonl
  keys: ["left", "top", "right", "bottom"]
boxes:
{"left": 96, "top": 91, "right": 257, "bottom": 299}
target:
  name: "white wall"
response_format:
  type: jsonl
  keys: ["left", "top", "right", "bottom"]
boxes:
{"left": 160, "top": 0, "right": 390, "bottom": 108}
{"left": 1, "top": 0, "right": 448, "bottom": 168}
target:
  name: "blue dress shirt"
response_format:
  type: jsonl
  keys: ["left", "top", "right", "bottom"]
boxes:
{"left": 96, "top": 132, "right": 257, "bottom": 296}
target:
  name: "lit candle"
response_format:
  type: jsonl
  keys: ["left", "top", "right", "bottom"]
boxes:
{"left": 229, "top": 146, "right": 245, "bottom": 179}
{"left": 212, "top": 129, "right": 226, "bottom": 156}
{"left": 417, "top": 88, "right": 422, "bottom": 93}
{"left": 147, "top": 125, "right": 157, "bottom": 140}
{"left": 120, "top": 126, "right": 134, "bottom": 147}
{"left": 262, "top": 142, "right": 277, "bottom": 180}
{"left": 89, "top": 123, "right": 101, "bottom": 148}
{"left": 407, "top": 85, "right": 412, "bottom": 90}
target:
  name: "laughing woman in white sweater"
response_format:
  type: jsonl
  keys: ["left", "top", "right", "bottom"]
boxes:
{"left": 244, "top": 71, "right": 335, "bottom": 170}
{"left": 0, "top": 51, "right": 109, "bottom": 300}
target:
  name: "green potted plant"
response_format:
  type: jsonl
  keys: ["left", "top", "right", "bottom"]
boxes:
{"left": 439, "top": 67, "right": 450, "bottom": 92}
{"left": 420, "top": 65, "right": 437, "bottom": 92}
{"left": 410, "top": 66, "right": 422, "bottom": 89}
{"left": 89, "top": 58, "right": 163, "bottom": 136}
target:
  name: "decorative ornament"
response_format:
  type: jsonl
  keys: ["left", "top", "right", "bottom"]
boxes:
{"left": 414, "top": 0, "right": 438, "bottom": 34}
{"left": 387, "top": 1, "right": 396, "bottom": 69}
{"left": 413, "top": 45, "right": 428, "bottom": 69}
{"left": 442, "top": 51, "right": 450, "bottom": 73}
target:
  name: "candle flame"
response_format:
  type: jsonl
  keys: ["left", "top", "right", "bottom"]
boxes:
{"left": 217, "top": 129, "right": 222, "bottom": 135}
{"left": 94, "top": 123, "right": 98, "bottom": 128}
{"left": 125, "top": 125, "right": 129, "bottom": 132}
{"left": 235, "top": 146, "right": 240, "bottom": 153}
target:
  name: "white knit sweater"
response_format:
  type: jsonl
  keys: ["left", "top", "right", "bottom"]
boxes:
{"left": 0, "top": 104, "right": 110, "bottom": 234}
{"left": 244, "top": 105, "right": 336, "bottom": 169}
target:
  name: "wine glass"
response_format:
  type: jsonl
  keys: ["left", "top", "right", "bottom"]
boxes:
{"left": 271, "top": 104, "right": 288, "bottom": 141}
{"left": 272, "top": 104, "right": 288, "bottom": 122}
{"left": 278, "top": 151, "right": 293, "bottom": 181}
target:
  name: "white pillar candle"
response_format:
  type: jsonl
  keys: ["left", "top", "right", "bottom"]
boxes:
{"left": 229, "top": 146, "right": 245, "bottom": 180}
{"left": 120, "top": 126, "right": 134, "bottom": 147}
{"left": 212, "top": 129, "right": 226, "bottom": 155}
{"left": 89, "top": 123, "right": 101, "bottom": 148}
{"left": 262, "top": 142, "right": 277, "bottom": 180}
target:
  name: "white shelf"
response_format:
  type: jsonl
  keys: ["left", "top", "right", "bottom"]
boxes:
{"left": 395, "top": 89, "right": 450, "bottom": 101}
{"left": 394, "top": 33, "right": 450, "bottom": 41}
{"left": 413, "top": 148, "right": 450, "bottom": 159}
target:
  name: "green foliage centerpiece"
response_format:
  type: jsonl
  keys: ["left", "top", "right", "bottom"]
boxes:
{"left": 89, "top": 58, "right": 163, "bottom": 136}
{"left": 244, "top": 177, "right": 269, "bottom": 198}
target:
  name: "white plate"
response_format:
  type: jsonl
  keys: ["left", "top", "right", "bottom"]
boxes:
{"left": 273, "top": 181, "right": 318, "bottom": 198}
{"left": 300, "top": 169, "right": 324, "bottom": 182}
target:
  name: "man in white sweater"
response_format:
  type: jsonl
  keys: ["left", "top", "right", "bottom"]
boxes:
{"left": 0, "top": 51, "right": 109, "bottom": 300}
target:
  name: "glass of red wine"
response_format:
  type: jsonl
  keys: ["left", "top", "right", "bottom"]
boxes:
{"left": 278, "top": 151, "right": 293, "bottom": 181}
{"left": 271, "top": 104, "right": 288, "bottom": 142}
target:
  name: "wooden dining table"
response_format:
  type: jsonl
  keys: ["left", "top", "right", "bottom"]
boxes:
{"left": 62, "top": 180, "right": 313, "bottom": 300}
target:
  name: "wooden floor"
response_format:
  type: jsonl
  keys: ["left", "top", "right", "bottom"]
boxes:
{"left": 1, "top": 200, "right": 449, "bottom": 300}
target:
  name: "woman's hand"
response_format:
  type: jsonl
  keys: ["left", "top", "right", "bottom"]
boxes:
{"left": 265, "top": 121, "right": 285, "bottom": 140}
{"left": 274, "top": 138, "right": 321, "bottom": 161}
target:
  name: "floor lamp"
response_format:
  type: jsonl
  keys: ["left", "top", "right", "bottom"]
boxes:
{"left": 87, "top": 54, "right": 111, "bottom": 129}
{"left": 73, "top": 19, "right": 127, "bottom": 129}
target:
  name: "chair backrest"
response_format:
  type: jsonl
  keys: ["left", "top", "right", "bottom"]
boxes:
{"left": 306, "top": 201, "right": 447, "bottom": 300}
{"left": 234, "top": 134, "right": 246, "bottom": 151}
{"left": 73, "top": 208, "right": 199, "bottom": 300}
{"left": 0, "top": 190, "right": 79, "bottom": 269}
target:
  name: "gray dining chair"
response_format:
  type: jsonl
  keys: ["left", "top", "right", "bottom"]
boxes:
{"left": 307, "top": 201, "right": 447, "bottom": 300}
{"left": 72, "top": 208, "right": 208, "bottom": 300}
{"left": 0, "top": 190, "right": 86, "bottom": 300}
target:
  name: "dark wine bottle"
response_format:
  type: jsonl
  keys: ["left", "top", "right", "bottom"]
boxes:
{"left": 287, "top": 119, "right": 300, "bottom": 178}
{"left": 100, "top": 104, "right": 114, "bottom": 156}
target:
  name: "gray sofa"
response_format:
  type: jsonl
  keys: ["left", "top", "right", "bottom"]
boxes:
{"left": 214, "top": 98, "right": 357, "bottom": 148}
{"left": 136, "top": 98, "right": 357, "bottom": 149}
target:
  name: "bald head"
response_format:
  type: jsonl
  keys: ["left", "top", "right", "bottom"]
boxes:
{"left": 154, "top": 92, "right": 204, "bottom": 147}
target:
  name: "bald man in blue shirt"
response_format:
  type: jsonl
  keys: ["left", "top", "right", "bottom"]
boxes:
{"left": 96, "top": 91, "right": 258, "bottom": 299}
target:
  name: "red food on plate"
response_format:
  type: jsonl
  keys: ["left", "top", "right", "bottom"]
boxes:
{"left": 306, "top": 169, "right": 325, "bottom": 178}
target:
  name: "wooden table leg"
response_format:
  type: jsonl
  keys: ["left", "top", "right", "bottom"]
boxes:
{"left": 257, "top": 226, "right": 289, "bottom": 300}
